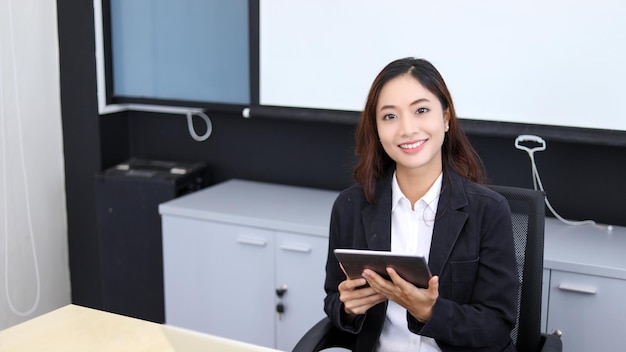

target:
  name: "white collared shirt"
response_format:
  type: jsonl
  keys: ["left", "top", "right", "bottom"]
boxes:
{"left": 376, "top": 172, "right": 443, "bottom": 352}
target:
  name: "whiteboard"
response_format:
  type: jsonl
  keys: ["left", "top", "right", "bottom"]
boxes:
{"left": 259, "top": 0, "right": 626, "bottom": 132}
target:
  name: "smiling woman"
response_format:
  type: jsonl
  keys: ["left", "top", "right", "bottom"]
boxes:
{"left": 323, "top": 57, "right": 518, "bottom": 351}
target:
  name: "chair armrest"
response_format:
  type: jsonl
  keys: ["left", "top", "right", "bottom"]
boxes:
{"left": 539, "top": 332, "right": 563, "bottom": 352}
{"left": 291, "top": 317, "right": 355, "bottom": 352}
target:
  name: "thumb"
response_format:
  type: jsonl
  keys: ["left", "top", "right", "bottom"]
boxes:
{"left": 428, "top": 275, "right": 439, "bottom": 293}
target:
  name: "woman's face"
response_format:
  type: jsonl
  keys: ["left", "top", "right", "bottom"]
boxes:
{"left": 375, "top": 74, "right": 449, "bottom": 177}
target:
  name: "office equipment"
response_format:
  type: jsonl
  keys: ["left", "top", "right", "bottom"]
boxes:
{"left": 95, "top": 0, "right": 249, "bottom": 106}
{"left": 333, "top": 249, "right": 431, "bottom": 288}
{"left": 95, "top": 158, "right": 210, "bottom": 323}
{"left": 92, "top": 0, "right": 246, "bottom": 141}
{"left": 0, "top": 304, "right": 281, "bottom": 351}
{"left": 93, "top": 0, "right": 626, "bottom": 132}
{"left": 292, "top": 185, "right": 562, "bottom": 352}
{"left": 159, "top": 179, "right": 339, "bottom": 351}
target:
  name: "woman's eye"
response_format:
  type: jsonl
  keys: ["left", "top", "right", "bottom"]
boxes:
{"left": 416, "top": 107, "right": 429, "bottom": 114}
{"left": 382, "top": 113, "right": 397, "bottom": 120}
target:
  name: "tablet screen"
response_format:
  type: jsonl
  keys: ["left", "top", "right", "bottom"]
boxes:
{"left": 334, "top": 249, "right": 432, "bottom": 288}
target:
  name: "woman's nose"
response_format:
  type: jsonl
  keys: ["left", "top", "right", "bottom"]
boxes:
{"left": 399, "top": 114, "right": 417, "bottom": 136}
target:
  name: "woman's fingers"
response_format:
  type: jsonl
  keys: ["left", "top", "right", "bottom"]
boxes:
{"left": 341, "top": 288, "right": 386, "bottom": 315}
{"left": 339, "top": 276, "right": 386, "bottom": 315}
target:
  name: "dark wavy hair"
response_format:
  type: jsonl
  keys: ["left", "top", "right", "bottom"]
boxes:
{"left": 353, "top": 57, "right": 485, "bottom": 203}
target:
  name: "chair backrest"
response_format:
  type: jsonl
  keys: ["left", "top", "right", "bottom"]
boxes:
{"left": 487, "top": 185, "right": 546, "bottom": 352}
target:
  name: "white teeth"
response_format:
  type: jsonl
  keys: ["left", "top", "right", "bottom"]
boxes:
{"left": 399, "top": 140, "right": 425, "bottom": 149}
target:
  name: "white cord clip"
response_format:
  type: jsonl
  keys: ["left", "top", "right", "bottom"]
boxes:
{"left": 514, "top": 135, "right": 546, "bottom": 154}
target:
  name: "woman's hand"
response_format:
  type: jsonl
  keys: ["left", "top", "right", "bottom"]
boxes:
{"left": 338, "top": 265, "right": 386, "bottom": 317}
{"left": 363, "top": 267, "right": 439, "bottom": 323}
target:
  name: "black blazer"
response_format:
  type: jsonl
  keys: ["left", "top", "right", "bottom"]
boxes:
{"left": 323, "top": 169, "right": 518, "bottom": 352}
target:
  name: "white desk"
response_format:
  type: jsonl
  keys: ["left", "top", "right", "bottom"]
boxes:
{"left": 0, "top": 304, "right": 281, "bottom": 352}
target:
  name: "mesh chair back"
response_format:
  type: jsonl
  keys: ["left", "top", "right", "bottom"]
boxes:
{"left": 487, "top": 185, "right": 545, "bottom": 352}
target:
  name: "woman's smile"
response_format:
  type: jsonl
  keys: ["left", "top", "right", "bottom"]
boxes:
{"left": 399, "top": 139, "right": 427, "bottom": 152}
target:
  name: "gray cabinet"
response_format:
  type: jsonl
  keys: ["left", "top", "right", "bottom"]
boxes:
{"left": 159, "top": 179, "right": 338, "bottom": 351}
{"left": 275, "top": 231, "right": 329, "bottom": 351}
{"left": 547, "top": 271, "right": 626, "bottom": 351}
{"left": 162, "top": 217, "right": 276, "bottom": 346}
{"left": 543, "top": 218, "right": 626, "bottom": 351}
{"left": 160, "top": 179, "right": 626, "bottom": 351}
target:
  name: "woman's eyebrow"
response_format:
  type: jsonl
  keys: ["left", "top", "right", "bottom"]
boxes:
{"left": 379, "top": 98, "right": 430, "bottom": 111}
{"left": 409, "top": 98, "right": 430, "bottom": 106}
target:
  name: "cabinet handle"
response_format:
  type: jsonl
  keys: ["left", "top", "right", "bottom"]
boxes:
{"left": 276, "top": 284, "right": 288, "bottom": 297}
{"left": 557, "top": 283, "right": 597, "bottom": 295}
{"left": 236, "top": 237, "right": 267, "bottom": 247}
{"left": 279, "top": 244, "right": 311, "bottom": 253}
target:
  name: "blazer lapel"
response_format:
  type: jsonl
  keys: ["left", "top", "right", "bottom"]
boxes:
{"left": 359, "top": 170, "right": 470, "bottom": 273}
{"left": 428, "top": 171, "right": 469, "bottom": 276}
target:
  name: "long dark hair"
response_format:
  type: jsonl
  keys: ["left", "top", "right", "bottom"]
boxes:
{"left": 353, "top": 57, "right": 485, "bottom": 203}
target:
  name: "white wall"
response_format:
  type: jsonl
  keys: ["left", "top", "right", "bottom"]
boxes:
{"left": 0, "top": 0, "right": 71, "bottom": 329}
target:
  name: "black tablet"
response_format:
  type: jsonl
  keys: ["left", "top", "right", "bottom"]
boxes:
{"left": 334, "top": 249, "right": 432, "bottom": 288}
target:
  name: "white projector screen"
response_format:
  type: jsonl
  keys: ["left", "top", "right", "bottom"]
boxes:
{"left": 259, "top": 0, "right": 626, "bottom": 132}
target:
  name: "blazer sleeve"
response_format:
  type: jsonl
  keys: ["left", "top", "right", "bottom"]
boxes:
{"left": 323, "top": 190, "right": 367, "bottom": 333}
{"left": 408, "top": 192, "right": 518, "bottom": 350}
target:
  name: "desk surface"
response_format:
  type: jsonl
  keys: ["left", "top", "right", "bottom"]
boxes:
{"left": 159, "top": 179, "right": 339, "bottom": 237}
{"left": 158, "top": 179, "right": 626, "bottom": 280}
{"left": 544, "top": 217, "right": 626, "bottom": 280}
{"left": 0, "top": 305, "right": 281, "bottom": 352}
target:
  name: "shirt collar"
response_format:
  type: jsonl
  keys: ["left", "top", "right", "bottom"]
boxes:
{"left": 392, "top": 171, "right": 443, "bottom": 212}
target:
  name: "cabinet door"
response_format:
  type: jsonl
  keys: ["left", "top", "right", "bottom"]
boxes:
{"left": 275, "top": 232, "right": 329, "bottom": 351}
{"left": 547, "top": 270, "right": 626, "bottom": 352}
{"left": 163, "top": 216, "right": 276, "bottom": 347}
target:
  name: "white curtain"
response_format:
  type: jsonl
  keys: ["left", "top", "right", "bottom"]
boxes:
{"left": 0, "top": 0, "right": 71, "bottom": 329}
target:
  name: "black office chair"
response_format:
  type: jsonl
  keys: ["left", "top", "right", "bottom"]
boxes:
{"left": 292, "top": 185, "right": 562, "bottom": 352}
